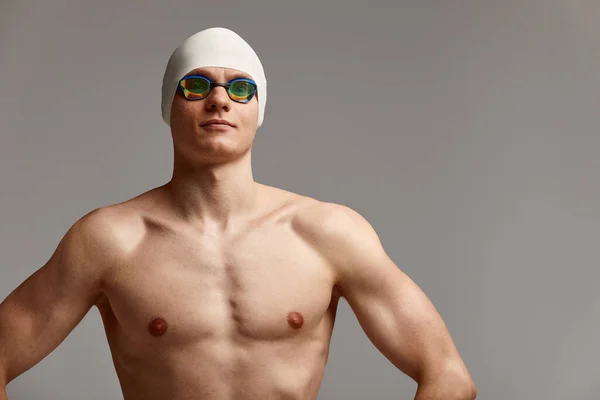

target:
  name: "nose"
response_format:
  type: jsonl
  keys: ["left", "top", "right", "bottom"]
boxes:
{"left": 204, "top": 85, "right": 231, "bottom": 112}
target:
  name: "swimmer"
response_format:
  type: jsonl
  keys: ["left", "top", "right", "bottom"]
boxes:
{"left": 0, "top": 27, "right": 476, "bottom": 400}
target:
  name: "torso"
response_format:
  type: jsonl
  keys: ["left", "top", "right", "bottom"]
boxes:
{"left": 94, "top": 184, "right": 341, "bottom": 400}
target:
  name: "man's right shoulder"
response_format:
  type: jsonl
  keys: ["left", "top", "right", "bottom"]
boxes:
{"left": 68, "top": 205, "right": 145, "bottom": 266}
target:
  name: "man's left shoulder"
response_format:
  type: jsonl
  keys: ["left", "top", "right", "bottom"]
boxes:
{"left": 291, "top": 200, "right": 378, "bottom": 252}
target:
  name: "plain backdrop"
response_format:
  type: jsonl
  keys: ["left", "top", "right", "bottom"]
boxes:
{"left": 1, "top": 1, "right": 599, "bottom": 399}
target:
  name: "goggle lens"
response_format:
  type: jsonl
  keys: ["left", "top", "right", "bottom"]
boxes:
{"left": 229, "top": 80, "right": 256, "bottom": 102}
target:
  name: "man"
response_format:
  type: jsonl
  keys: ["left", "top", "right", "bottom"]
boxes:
{"left": 0, "top": 27, "right": 476, "bottom": 400}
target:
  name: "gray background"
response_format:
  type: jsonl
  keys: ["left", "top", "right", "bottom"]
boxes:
{"left": 1, "top": 1, "right": 599, "bottom": 399}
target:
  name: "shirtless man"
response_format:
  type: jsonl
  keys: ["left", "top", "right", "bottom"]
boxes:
{"left": 0, "top": 28, "right": 476, "bottom": 400}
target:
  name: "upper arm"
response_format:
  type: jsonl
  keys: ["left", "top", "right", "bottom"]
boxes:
{"left": 0, "top": 208, "right": 120, "bottom": 384}
{"left": 299, "top": 203, "right": 473, "bottom": 385}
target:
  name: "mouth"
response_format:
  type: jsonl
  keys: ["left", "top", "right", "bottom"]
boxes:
{"left": 201, "top": 119, "right": 235, "bottom": 128}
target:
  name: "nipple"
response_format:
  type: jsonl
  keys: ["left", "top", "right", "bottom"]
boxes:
{"left": 287, "top": 311, "right": 304, "bottom": 329}
{"left": 148, "top": 317, "right": 168, "bottom": 336}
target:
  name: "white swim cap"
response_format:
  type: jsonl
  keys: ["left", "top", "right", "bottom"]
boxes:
{"left": 161, "top": 27, "right": 267, "bottom": 128}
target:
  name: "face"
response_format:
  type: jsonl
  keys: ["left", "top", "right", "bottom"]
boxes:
{"left": 169, "top": 66, "right": 259, "bottom": 165}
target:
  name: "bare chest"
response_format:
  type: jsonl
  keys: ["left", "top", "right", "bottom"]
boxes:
{"left": 97, "top": 220, "right": 338, "bottom": 347}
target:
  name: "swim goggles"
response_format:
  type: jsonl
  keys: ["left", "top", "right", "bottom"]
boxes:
{"left": 177, "top": 75, "right": 257, "bottom": 103}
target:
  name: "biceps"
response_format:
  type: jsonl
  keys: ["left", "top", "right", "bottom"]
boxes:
{"left": 0, "top": 239, "right": 103, "bottom": 383}
{"left": 341, "top": 260, "right": 459, "bottom": 381}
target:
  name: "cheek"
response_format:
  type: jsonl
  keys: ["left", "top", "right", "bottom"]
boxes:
{"left": 240, "top": 100, "right": 259, "bottom": 127}
{"left": 171, "top": 98, "right": 197, "bottom": 127}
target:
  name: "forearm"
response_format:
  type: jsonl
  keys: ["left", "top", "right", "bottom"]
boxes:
{"left": 0, "top": 376, "right": 6, "bottom": 400}
{"left": 0, "top": 365, "right": 7, "bottom": 400}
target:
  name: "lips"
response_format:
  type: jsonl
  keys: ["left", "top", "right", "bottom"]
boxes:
{"left": 201, "top": 119, "right": 234, "bottom": 127}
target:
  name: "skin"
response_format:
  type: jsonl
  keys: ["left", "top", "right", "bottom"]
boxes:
{"left": 0, "top": 66, "right": 476, "bottom": 400}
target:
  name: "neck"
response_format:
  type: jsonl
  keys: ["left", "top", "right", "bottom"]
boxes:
{"left": 165, "top": 149, "right": 260, "bottom": 231}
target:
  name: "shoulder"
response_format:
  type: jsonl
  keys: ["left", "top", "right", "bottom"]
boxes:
{"left": 72, "top": 205, "right": 137, "bottom": 242}
{"left": 291, "top": 200, "right": 386, "bottom": 273}
{"left": 61, "top": 204, "right": 143, "bottom": 270}
{"left": 292, "top": 200, "right": 379, "bottom": 243}
{"left": 74, "top": 186, "right": 168, "bottom": 254}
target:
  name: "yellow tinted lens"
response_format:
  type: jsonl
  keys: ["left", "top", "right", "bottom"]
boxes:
{"left": 182, "top": 77, "right": 210, "bottom": 99}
